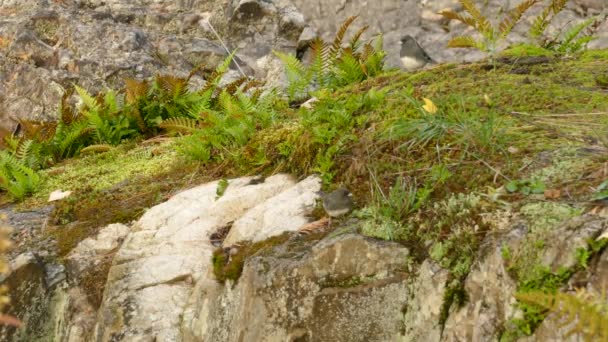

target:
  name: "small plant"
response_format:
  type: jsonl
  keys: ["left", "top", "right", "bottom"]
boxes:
{"left": 440, "top": 0, "right": 539, "bottom": 56}
{"left": 529, "top": 0, "right": 599, "bottom": 54}
{"left": 0, "top": 150, "right": 42, "bottom": 200}
{"left": 505, "top": 179, "right": 546, "bottom": 195}
{"left": 275, "top": 16, "right": 386, "bottom": 102}
{"left": 358, "top": 176, "right": 429, "bottom": 241}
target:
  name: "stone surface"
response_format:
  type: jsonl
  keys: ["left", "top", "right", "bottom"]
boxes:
{"left": 184, "top": 233, "right": 410, "bottom": 342}
{"left": 442, "top": 214, "right": 608, "bottom": 341}
{"left": 93, "top": 174, "right": 318, "bottom": 341}
{"left": 222, "top": 175, "right": 321, "bottom": 246}
{"left": 290, "top": 0, "right": 607, "bottom": 68}
{"left": 401, "top": 259, "right": 448, "bottom": 342}
{"left": 0, "top": 0, "right": 305, "bottom": 133}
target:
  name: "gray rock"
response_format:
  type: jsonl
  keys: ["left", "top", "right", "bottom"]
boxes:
{"left": 0, "top": 0, "right": 305, "bottom": 132}
{"left": 185, "top": 233, "right": 411, "bottom": 342}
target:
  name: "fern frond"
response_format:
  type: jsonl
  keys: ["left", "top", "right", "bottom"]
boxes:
{"left": 448, "top": 36, "right": 483, "bottom": 49}
{"left": 557, "top": 17, "right": 597, "bottom": 53}
{"left": 274, "top": 50, "right": 311, "bottom": 100}
{"left": 74, "top": 84, "right": 99, "bottom": 112}
{"left": 310, "top": 37, "right": 330, "bottom": 88}
{"left": 200, "top": 52, "right": 235, "bottom": 95}
{"left": 329, "top": 16, "right": 357, "bottom": 61}
{"left": 222, "top": 77, "right": 248, "bottom": 95}
{"left": 334, "top": 48, "right": 365, "bottom": 86}
{"left": 124, "top": 78, "right": 149, "bottom": 104}
{"left": 349, "top": 25, "right": 369, "bottom": 51}
{"left": 241, "top": 79, "right": 264, "bottom": 93}
{"left": 459, "top": 0, "right": 493, "bottom": 38}
{"left": 439, "top": 10, "right": 477, "bottom": 28}
{"left": 155, "top": 75, "right": 188, "bottom": 99}
{"left": 58, "top": 88, "right": 76, "bottom": 125}
{"left": 499, "top": 0, "right": 538, "bottom": 38}
{"left": 530, "top": 0, "right": 567, "bottom": 38}
{"left": 158, "top": 117, "right": 200, "bottom": 134}
{"left": 80, "top": 144, "right": 113, "bottom": 154}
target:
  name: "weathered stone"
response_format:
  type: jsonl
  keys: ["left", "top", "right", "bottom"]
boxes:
{"left": 93, "top": 174, "right": 315, "bottom": 341}
{"left": 401, "top": 260, "right": 448, "bottom": 341}
{"left": 0, "top": 0, "right": 305, "bottom": 132}
{"left": 184, "top": 233, "right": 410, "bottom": 342}
{"left": 222, "top": 175, "right": 321, "bottom": 246}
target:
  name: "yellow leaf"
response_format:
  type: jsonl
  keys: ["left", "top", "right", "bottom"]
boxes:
{"left": 422, "top": 98, "right": 437, "bottom": 114}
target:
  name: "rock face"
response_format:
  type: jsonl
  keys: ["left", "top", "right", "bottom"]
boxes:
{"left": 290, "top": 0, "right": 608, "bottom": 67}
{"left": 0, "top": 0, "right": 305, "bottom": 133}
{"left": 92, "top": 174, "right": 320, "bottom": 341}
{"left": 4, "top": 171, "right": 608, "bottom": 341}
{"left": 184, "top": 233, "right": 410, "bottom": 342}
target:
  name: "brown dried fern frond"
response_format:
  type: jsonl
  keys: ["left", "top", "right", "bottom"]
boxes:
{"left": 156, "top": 75, "right": 188, "bottom": 97}
{"left": 349, "top": 25, "right": 369, "bottom": 50}
{"left": 158, "top": 117, "right": 200, "bottom": 134}
{"left": 447, "top": 36, "right": 482, "bottom": 49}
{"left": 222, "top": 77, "right": 248, "bottom": 95}
{"left": 329, "top": 16, "right": 357, "bottom": 61}
{"left": 124, "top": 78, "right": 149, "bottom": 104}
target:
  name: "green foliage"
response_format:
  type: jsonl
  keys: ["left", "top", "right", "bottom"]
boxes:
{"left": 358, "top": 176, "right": 430, "bottom": 241}
{"left": 529, "top": 0, "right": 599, "bottom": 54}
{"left": 0, "top": 151, "right": 42, "bottom": 200}
{"left": 515, "top": 289, "right": 608, "bottom": 342}
{"left": 75, "top": 86, "right": 137, "bottom": 145}
{"left": 505, "top": 179, "right": 546, "bottom": 195}
{"left": 441, "top": 0, "right": 538, "bottom": 55}
{"left": 384, "top": 94, "right": 507, "bottom": 157}
{"left": 275, "top": 16, "right": 386, "bottom": 101}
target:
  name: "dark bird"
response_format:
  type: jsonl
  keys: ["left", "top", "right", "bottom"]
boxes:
{"left": 322, "top": 188, "right": 354, "bottom": 226}
{"left": 400, "top": 35, "right": 435, "bottom": 71}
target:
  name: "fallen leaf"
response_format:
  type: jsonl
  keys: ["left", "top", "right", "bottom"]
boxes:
{"left": 422, "top": 98, "right": 437, "bottom": 114}
{"left": 544, "top": 189, "right": 561, "bottom": 199}
{"left": 48, "top": 190, "right": 72, "bottom": 202}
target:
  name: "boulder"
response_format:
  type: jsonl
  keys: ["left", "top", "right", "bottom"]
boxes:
{"left": 184, "top": 233, "right": 411, "bottom": 342}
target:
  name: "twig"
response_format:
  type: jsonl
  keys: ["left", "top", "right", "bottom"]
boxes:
{"left": 200, "top": 18, "right": 247, "bottom": 78}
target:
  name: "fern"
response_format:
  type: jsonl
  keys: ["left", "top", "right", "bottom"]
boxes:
{"left": 515, "top": 289, "right": 608, "bottom": 341}
{"left": 276, "top": 17, "right": 386, "bottom": 101}
{"left": 0, "top": 151, "right": 41, "bottom": 200}
{"left": 274, "top": 51, "right": 312, "bottom": 101}
{"left": 530, "top": 0, "right": 568, "bottom": 39}
{"left": 174, "top": 132, "right": 211, "bottom": 162}
{"left": 441, "top": 0, "right": 539, "bottom": 55}
{"left": 499, "top": 0, "right": 538, "bottom": 40}
{"left": 158, "top": 117, "right": 200, "bottom": 134}
{"left": 555, "top": 17, "right": 597, "bottom": 54}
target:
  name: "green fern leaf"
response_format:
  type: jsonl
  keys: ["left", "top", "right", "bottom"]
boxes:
{"left": 74, "top": 84, "right": 99, "bottom": 112}
{"left": 499, "top": 0, "right": 538, "bottom": 39}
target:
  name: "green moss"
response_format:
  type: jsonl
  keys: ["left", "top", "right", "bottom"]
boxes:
{"left": 500, "top": 44, "right": 555, "bottom": 57}
{"left": 212, "top": 233, "right": 291, "bottom": 283}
